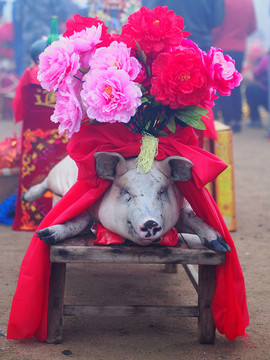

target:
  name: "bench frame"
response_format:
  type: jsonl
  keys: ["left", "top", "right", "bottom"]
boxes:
{"left": 47, "top": 233, "right": 225, "bottom": 344}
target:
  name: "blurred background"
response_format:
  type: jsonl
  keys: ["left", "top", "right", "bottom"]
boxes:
{"left": 0, "top": 0, "right": 269, "bottom": 227}
{"left": 0, "top": 0, "right": 269, "bottom": 125}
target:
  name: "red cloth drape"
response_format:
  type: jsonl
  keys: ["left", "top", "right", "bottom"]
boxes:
{"left": 92, "top": 223, "right": 179, "bottom": 246}
{"left": 7, "top": 123, "right": 249, "bottom": 341}
{"left": 12, "top": 64, "right": 41, "bottom": 123}
{"left": 12, "top": 81, "right": 68, "bottom": 231}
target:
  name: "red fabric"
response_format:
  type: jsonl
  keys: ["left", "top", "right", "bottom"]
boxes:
{"left": 0, "top": 22, "right": 13, "bottom": 44}
{"left": 202, "top": 107, "right": 217, "bottom": 140}
{"left": 7, "top": 123, "right": 249, "bottom": 341}
{"left": 12, "top": 83, "right": 68, "bottom": 231}
{"left": 93, "top": 223, "right": 179, "bottom": 246}
{"left": 13, "top": 65, "right": 41, "bottom": 123}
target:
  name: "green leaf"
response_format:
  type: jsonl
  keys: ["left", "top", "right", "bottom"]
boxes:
{"left": 135, "top": 40, "right": 151, "bottom": 77}
{"left": 135, "top": 40, "right": 147, "bottom": 65}
{"left": 166, "top": 114, "right": 176, "bottom": 133}
{"left": 140, "top": 97, "right": 149, "bottom": 104}
{"left": 151, "top": 130, "right": 168, "bottom": 137}
{"left": 174, "top": 106, "right": 208, "bottom": 130}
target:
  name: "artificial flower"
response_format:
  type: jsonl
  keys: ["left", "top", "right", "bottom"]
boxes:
{"left": 81, "top": 68, "right": 142, "bottom": 124}
{"left": 38, "top": 6, "right": 242, "bottom": 136}
{"left": 120, "top": 6, "right": 188, "bottom": 60}
{"left": 89, "top": 41, "right": 142, "bottom": 81}
{"left": 51, "top": 80, "right": 83, "bottom": 137}
{"left": 204, "top": 48, "right": 243, "bottom": 96}
{"left": 150, "top": 48, "right": 210, "bottom": 109}
{"left": 69, "top": 25, "right": 102, "bottom": 68}
{"left": 63, "top": 14, "right": 110, "bottom": 44}
{"left": 38, "top": 37, "right": 80, "bottom": 92}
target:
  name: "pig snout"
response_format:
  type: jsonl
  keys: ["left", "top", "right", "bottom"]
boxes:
{"left": 139, "top": 219, "right": 162, "bottom": 239}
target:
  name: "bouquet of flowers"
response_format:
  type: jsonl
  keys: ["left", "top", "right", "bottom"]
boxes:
{"left": 38, "top": 6, "right": 242, "bottom": 138}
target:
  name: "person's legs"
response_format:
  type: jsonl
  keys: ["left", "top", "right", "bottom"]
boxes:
{"left": 213, "top": 51, "right": 244, "bottom": 131}
{"left": 227, "top": 51, "right": 244, "bottom": 132}
{"left": 245, "top": 83, "right": 268, "bottom": 127}
{"left": 216, "top": 94, "right": 234, "bottom": 125}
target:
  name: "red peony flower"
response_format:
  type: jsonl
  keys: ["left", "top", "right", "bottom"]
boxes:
{"left": 120, "top": 6, "right": 189, "bottom": 60}
{"left": 63, "top": 14, "right": 111, "bottom": 47}
{"left": 150, "top": 48, "right": 210, "bottom": 109}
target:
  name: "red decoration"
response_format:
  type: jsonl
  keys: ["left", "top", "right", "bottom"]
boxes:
{"left": 121, "top": 6, "right": 188, "bottom": 60}
{"left": 7, "top": 123, "right": 248, "bottom": 342}
{"left": 63, "top": 14, "right": 111, "bottom": 47}
{"left": 151, "top": 48, "right": 209, "bottom": 108}
{"left": 12, "top": 73, "right": 68, "bottom": 231}
{"left": 93, "top": 222, "right": 179, "bottom": 246}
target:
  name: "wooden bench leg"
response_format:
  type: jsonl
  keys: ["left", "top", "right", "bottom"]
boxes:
{"left": 198, "top": 265, "right": 216, "bottom": 344}
{"left": 47, "top": 262, "right": 66, "bottom": 344}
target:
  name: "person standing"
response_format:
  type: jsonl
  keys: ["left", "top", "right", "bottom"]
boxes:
{"left": 245, "top": 53, "right": 269, "bottom": 128}
{"left": 12, "top": 0, "right": 86, "bottom": 77}
{"left": 212, "top": 0, "right": 257, "bottom": 132}
{"left": 142, "top": 0, "right": 225, "bottom": 52}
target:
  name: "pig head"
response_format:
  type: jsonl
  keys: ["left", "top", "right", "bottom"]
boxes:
{"left": 93, "top": 152, "right": 193, "bottom": 246}
{"left": 33, "top": 152, "right": 230, "bottom": 252}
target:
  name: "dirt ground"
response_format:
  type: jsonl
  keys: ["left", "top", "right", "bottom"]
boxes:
{"left": 0, "top": 116, "right": 269, "bottom": 360}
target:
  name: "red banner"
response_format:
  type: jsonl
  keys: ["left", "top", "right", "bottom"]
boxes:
{"left": 13, "top": 84, "right": 68, "bottom": 231}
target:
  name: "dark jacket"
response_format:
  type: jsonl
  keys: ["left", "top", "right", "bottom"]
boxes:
{"left": 142, "top": 0, "right": 225, "bottom": 51}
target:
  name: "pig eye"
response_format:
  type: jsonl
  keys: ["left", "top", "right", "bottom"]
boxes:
{"left": 158, "top": 188, "right": 167, "bottom": 196}
{"left": 121, "top": 189, "right": 132, "bottom": 202}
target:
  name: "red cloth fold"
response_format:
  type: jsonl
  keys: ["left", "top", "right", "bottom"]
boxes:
{"left": 13, "top": 64, "right": 41, "bottom": 123}
{"left": 93, "top": 223, "right": 179, "bottom": 247}
{"left": 7, "top": 123, "right": 249, "bottom": 341}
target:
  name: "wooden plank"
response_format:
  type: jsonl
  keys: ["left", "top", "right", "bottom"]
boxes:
{"left": 51, "top": 245, "right": 225, "bottom": 265}
{"left": 63, "top": 305, "right": 199, "bottom": 318}
{"left": 47, "top": 262, "right": 66, "bottom": 344}
{"left": 50, "top": 234, "right": 225, "bottom": 265}
{"left": 182, "top": 264, "right": 199, "bottom": 293}
{"left": 198, "top": 265, "right": 216, "bottom": 344}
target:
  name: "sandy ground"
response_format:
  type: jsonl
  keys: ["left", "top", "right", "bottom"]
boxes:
{"left": 0, "top": 116, "right": 269, "bottom": 360}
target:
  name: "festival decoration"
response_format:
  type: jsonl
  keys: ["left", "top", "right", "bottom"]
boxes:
{"left": 37, "top": 6, "right": 242, "bottom": 139}
{"left": 7, "top": 7, "right": 249, "bottom": 343}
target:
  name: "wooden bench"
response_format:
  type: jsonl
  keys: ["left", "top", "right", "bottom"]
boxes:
{"left": 47, "top": 233, "right": 225, "bottom": 344}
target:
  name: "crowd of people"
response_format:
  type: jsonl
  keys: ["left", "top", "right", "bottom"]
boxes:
{"left": 0, "top": 0, "right": 269, "bottom": 134}
{"left": 143, "top": 0, "right": 269, "bottom": 134}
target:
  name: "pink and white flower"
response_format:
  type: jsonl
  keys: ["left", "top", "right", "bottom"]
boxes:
{"left": 38, "top": 8, "right": 244, "bottom": 137}
{"left": 204, "top": 47, "right": 242, "bottom": 96}
{"left": 81, "top": 67, "right": 142, "bottom": 123}
{"left": 38, "top": 37, "right": 80, "bottom": 92}
{"left": 51, "top": 79, "right": 83, "bottom": 137}
{"left": 69, "top": 24, "right": 103, "bottom": 68}
{"left": 89, "top": 41, "right": 142, "bottom": 81}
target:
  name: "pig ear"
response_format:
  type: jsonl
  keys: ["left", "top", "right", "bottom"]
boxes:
{"left": 161, "top": 156, "right": 194, "bottom": 182}
{"left": 94, "top": 152, "right": 126, "bottom": 180}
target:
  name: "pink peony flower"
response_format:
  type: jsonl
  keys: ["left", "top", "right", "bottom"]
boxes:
{"left": 89, "top": 41, "right": 142, "bottom": 81}
{"left": 63, "top": 14, "right": 111, "bottom": 48}
{"left": 38, "top": 37, "right": 80, "bottom": 92}
{"left": 69, "top": 25, "right": 102, "bottom": 68}
{"left": 204, "top": 48, "right": 242, "bottom": 96}
{"left": 81, "top": 68, "right": 142, "bottom": 123}
{"left": 51, "top": 78, "right": 83, "bottom": 137}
